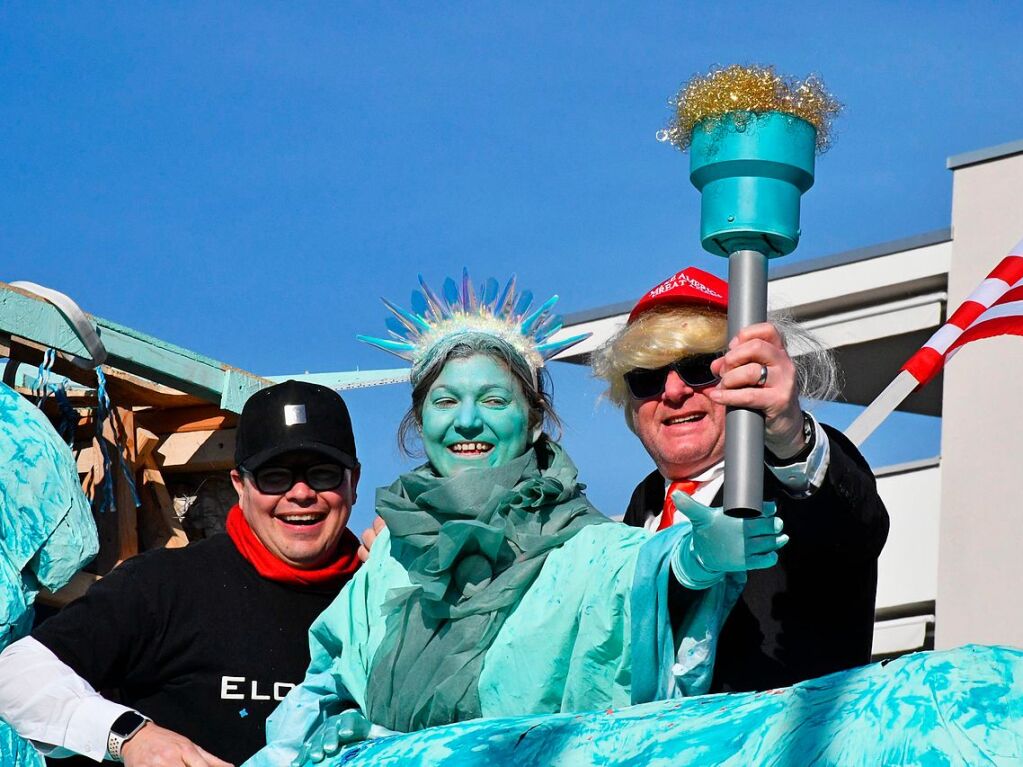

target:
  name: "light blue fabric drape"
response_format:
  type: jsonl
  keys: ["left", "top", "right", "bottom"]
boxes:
{"left": 0, "top": 382, "right": 99, "bottom": 766}
{"left": 629, "top": 524, "right": 743, "bottom": 703}
{"left": 301, "top": 644, "right": 1023, "bottom": 767}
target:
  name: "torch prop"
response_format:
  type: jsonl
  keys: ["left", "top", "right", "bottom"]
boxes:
{"left": 661, "top": 66, "right": 840, "bottom": 517}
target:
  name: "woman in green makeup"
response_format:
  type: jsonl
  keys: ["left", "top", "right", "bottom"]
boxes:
{"left": 246, "top": 275, "right": 787, "bottom": 767}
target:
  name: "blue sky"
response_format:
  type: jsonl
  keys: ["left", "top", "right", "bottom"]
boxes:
{"left": 2, "top": 3, "right": 1021, "bottom": 530}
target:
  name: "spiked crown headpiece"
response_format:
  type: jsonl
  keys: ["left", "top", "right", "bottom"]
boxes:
{"left": 357, "top": 270, "right": 591, "bottom": 386}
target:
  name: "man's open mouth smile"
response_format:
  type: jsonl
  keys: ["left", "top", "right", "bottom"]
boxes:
{"left": 274, "top": 511, "right": 328, "bottom": 527}
{"left": 664, "top": 413, "right": 705, "bottom": 426}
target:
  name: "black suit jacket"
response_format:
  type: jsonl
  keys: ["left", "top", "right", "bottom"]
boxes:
{"left": 624, "top": 425, "right": 889, "bottom": 693}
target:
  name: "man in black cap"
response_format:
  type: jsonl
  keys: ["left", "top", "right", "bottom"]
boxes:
{"left": 0, "top": 381, "right": 362, "bottom": 767}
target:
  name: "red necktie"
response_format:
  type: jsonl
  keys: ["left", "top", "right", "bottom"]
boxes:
{"left": 658, "top": 480, "right": 700, "bottom": 531}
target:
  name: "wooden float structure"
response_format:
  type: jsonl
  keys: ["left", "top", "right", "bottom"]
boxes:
{"left": 0, "top": 280, "right": 405, "bottom": 605}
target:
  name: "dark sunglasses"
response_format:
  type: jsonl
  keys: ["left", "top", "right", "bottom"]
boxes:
{"left": 624, "top": 353, "right": 722, "bottom": 399}
{"left": 241, "top": 462, "right": 346, "bottom": 495}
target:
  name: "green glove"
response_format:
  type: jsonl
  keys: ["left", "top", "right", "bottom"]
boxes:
{"left": 670, "top": 491, "right": 788, "bottom": 588}
{"left": 291, "top": 709, "right": 373, "bottom": 766}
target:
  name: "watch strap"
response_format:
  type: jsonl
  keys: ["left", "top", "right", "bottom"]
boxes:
{"left": 107, "top": 711, "right": 150, "bottom": 762}
{"left": 765, "top": 411, "right": 815, "bottom": 466}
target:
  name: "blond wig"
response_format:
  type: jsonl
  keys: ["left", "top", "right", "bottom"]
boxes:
{"left": 592, "top": 305, "right": 839, "bottom": 410}
{"left": 591, "top": 306, "right": 728, "bottom": 408}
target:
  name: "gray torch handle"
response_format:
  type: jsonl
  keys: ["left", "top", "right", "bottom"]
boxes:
{"left": 723, "top": 250, "right": 769, "bottom": 518}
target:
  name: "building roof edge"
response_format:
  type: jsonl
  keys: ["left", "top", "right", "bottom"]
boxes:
{"left": 873, "top": 455, "right": 941, "bottom": 477}
{"left": 563, "top": 228, "right": 952, "bottom": 326}
{"left": 947, "top": 137, "right": 1023, "bottom": 170}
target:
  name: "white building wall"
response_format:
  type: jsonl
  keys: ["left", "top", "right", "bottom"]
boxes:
{"left": 875, "top": 462, "right": 941, "bottom": 611}
{"left": 870, "top": 461, "right": 940, "bottom": 656}
{"left": 937, "top": 149, "right": 1023, "bottom": 648}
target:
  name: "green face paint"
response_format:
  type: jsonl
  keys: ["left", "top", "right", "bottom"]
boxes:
{"left": 421, "top": 354, "right": 532, "bottom": 477}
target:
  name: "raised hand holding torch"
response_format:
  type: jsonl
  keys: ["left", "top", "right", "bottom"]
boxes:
{"left": 660, "top": 65, "right": 841, "bottom": 517}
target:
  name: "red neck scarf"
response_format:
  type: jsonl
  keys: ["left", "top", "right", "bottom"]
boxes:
{"left": 226, "top": 505, "right": 361, "bottom": 588}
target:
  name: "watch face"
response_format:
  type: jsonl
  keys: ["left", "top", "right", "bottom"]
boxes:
{"left": 111, "top": 711, "right": 148, "bottom": 738}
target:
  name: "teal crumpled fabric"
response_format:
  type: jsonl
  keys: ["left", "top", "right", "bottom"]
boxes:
{"left": 311, "top": 645, "right": 1023, "bottom": 766}
{"left": 630, "top": 523, "right": 743, "bottom": 703}
{"left": 0, "top": 382, "right": 99, "bottom": 766}
{"left": 365, "top": 440, "right": 610, "bottom": 732}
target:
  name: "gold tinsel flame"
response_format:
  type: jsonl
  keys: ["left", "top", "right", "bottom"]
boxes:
{"left": 660, "top": 65, "right": 842, "bottom": 153}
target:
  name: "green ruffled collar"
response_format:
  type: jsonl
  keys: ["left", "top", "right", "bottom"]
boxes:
{"left": 376, "top": 440, "right": 605, "bottom": 618}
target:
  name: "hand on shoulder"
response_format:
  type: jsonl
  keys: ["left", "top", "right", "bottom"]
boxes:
{"left": 356, "top": 516, "right": 386, "bottom": 563}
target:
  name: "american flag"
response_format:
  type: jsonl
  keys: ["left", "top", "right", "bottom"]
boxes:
{"left": 902, "top": 243, "right": 1023, "bottom": 387}
{"left": 846, "top": 238, "right": 1023, "bottom": 446}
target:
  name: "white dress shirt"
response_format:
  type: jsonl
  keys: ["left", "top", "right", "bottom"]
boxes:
{"left": 0, "top": 636, "right": 132, "bottom": 762}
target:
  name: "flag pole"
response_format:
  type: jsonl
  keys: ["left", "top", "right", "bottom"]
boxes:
{"left": 843, "top": 370, "right": 919, "bottom": 448}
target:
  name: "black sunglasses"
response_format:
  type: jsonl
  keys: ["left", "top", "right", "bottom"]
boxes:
{"left": 241, "top": 462, "right": 346, "bottom": 495}
{"left": 624, "top": 353, "right": 722, "bottom": 399}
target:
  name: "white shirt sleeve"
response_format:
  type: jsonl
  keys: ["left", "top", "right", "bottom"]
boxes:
{"left": 0, "top": 636, "right": 132, "bottom": 762}
{"left": 766, "top": 413, "right": 830, "bottom": 497}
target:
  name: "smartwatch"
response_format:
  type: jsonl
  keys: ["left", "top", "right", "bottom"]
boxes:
{"left": 107, "top": 710, "right": 151, "bottom": 762}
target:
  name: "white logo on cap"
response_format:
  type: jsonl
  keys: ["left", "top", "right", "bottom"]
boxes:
{"left": 648, "top": 271, "right": 722, "bottom": 299}
{"left": 283, "top": 404, "right": 307, "bottom": 426}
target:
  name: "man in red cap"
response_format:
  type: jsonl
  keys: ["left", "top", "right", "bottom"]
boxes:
{"left": 0, "top": 381, "right": 363, "bottom": 766}
{"left": 592, "top": 267, "right": 889, "bottom": 692}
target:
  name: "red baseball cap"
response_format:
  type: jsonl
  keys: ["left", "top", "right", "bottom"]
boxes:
{"left": 627, "top": 266, "right": 729, "bottom": 323}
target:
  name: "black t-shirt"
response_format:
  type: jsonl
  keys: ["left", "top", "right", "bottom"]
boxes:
{"left": 33, "top": 535, "right": 341, "bottom": 765}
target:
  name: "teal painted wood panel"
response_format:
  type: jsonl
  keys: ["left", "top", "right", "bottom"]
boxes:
{"left": 1, "top": 282, "right": 412, "bottom": 411}
{"left": 0, "top": 281, "right": 271, "bottom": 412}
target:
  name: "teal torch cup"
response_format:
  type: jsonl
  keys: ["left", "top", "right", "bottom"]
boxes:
{"left": 689, "top": 111, "right": 817, "bottom": 258}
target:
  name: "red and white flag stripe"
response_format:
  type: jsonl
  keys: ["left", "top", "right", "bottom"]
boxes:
{"left": 846, "top": 237, "right": 1023, "bottom": 446}
{"left": 901, "top": 241, "right": 1023, "bottom": 387}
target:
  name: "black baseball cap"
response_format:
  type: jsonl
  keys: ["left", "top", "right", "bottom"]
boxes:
{"left": 235, "top": 380, "right": 358, "bottom": 471}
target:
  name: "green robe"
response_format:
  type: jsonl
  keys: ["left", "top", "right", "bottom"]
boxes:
{"left": 249, "top": 443, "right": 738, "bottom": 767}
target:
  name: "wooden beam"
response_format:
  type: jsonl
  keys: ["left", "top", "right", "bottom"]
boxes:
{"left": 0, "top": 338, "right": 18, "bottom": 388}
{"left": 135, "top": 427, "right": 160, "bottom": 462}
{"left": 135, "top": 405, "right": 237, "bottom": 435}
{"left": 268, "top": 369, "right": 410, "bottom": 390}
{"left": 90, "top": 436, "right": 118, "bottom": 574}
{"left": 0, "top": 282, "right": 274, "bottom": 411}
{"left": 90, "top": 408, "right": 140, "bottom": 572}
{"left": 138, "top": 460, "right": 189, "bottom": 549}
{"left": 76, "top": 442, "right": 99, "bottom": 476}
{"left": 113, "top": 408, "right": 139, "bottom": 564}
{"left": 79, "top": 436, "right": 101, "bottom": 500}
{"left": 155, "top": 429, "right": 237, "bottom": 472}
{"left": 76, "top": 427, "right": 178, "bottom": 475}
{"left": 4, "top": 336, "right": 211, "bottom": 409}
{"left": 3, "top": 335, "right": 97, "bottom": 389}
{"left": 104, "top": 372, "right": 209, "bottom": 410}
{"left": 114, "top": 467, "right": 140, "bottom": 565}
